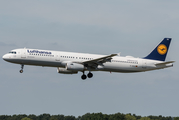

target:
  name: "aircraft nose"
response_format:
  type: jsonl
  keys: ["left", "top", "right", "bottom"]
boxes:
{"left": 2, "top": 54, "right": 8, "bottom": 60}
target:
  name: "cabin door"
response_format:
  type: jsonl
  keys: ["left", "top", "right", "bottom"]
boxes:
{"left": 55, "top": 52, "right": 60, "bottom": 61}
{"left": 21, "top": 48, "right": 26, "bottom": 58}
{"left": 142, "top": 60, "right": 147, "bottom": 69}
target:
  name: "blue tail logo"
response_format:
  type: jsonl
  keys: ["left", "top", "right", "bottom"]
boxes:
{"left": 144, "top": 38, "right": 171, "bottom": 61}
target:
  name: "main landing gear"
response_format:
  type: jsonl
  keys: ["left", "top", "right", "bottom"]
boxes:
{"left": 81, "top": 72, "right": 93, "bottom": 80}
{"left": 19, "top": 64, "right": 24, "bottom": 73}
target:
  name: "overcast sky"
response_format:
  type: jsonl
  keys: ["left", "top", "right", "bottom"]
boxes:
{"left": 0, "top": 0, "right": 179, "bottom": 117}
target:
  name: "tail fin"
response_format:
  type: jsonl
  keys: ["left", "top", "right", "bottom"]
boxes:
{"left": 144, "top": 38, "right": 171, "bottom": 61}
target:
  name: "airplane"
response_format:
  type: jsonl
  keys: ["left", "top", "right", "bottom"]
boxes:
{"left": 2, "top": 38, "right": 175, "bottom": 80}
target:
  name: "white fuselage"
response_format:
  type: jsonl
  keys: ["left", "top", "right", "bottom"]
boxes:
{"left": 2, "top": 48, "right": 173, "bottom": 73}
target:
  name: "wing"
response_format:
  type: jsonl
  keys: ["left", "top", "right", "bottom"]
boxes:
{"left": 82, "top": 54, "right": 117, "bottom": 68}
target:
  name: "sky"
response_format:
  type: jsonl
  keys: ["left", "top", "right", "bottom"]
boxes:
{"left": 0, "top": 0, "right": 179, "bottom": 117}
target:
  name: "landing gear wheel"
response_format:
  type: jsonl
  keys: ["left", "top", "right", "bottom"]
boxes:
{"left": 20, "top": 70, "right": 23, "bottom": 73}
{"left": 20, "top": 64, "right": 24, "bottom": 73}
{"left": 81, "top": 74, "right": 87, "bottom": 80}
{"left": 87, "top": 72, "right": 93, "bottom": 78}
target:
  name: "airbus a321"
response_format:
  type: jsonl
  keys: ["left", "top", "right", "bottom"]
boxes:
{"left": 2, "top": 38, "right": 174, "bottom": 80}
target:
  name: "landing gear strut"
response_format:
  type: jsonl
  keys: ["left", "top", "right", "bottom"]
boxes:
{"left": 81, "top": 72, "right": 87, "bottom": 80}
{"left": 20, "top": 64, "right": 24, "bottom": 73}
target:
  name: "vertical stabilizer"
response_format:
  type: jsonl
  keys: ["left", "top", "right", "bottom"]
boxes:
{"left": 144, "top": 38, "right": 171, "bottom": 61}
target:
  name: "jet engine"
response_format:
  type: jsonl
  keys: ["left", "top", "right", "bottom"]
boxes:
{"left": 57, "top": 67, "right": 78, "bottom": 74}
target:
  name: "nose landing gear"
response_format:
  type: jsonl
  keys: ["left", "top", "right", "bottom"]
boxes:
{"left": 19, "top": 64, "right": 24, "bottom": 73}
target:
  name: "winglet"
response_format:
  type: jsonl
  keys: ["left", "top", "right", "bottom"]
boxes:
{"left": 117, "top": 52, "right": 121, "bottom": 56}
{"left": 144, "top": 38, "right": 171, "bottom": 61}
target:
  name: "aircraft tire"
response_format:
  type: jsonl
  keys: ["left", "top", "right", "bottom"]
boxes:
{"left": 81, "top": 74, "right": 87, "bottom": 80}
{"left": 87, "top": 72, "right": 93, "bottom": 78}
{"left": 20, "top": 70, "right": 23, "bottom": 73}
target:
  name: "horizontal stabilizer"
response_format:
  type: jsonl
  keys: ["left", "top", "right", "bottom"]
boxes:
{"left": 155, "top": 61, "right": 175, "bottom": 65}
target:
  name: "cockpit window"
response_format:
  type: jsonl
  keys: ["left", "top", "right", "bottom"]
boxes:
{"left": 9, "top": 51, "right": 16, "bottom": 54}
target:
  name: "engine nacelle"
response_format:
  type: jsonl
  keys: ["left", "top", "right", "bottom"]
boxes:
{"left": 57, "top": 67, "right": 78, "bottom": 74}
{"left": 97, "top": 65, "right": 104, "bottom": 70}
{"left": 66, "top": 63, "right": 85, "bottom": 71}
{"left": 61, "top": 61, "right": 71, "bottom": 67}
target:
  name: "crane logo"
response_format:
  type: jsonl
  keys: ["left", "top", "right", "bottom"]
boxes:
{"left": 157, "top": 44, "right": 167, "bottom": 55}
